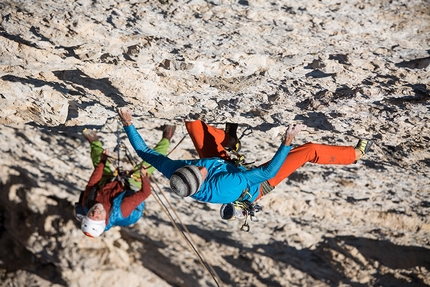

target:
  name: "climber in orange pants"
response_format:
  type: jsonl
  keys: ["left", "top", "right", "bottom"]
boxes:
{"left": 185, "top": 120, "right": 367, "bottom": 204}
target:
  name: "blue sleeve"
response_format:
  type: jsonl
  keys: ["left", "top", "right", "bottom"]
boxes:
{"left": 242, "top": 143, "right": 292, "bottom": 186}
{"left": 124, "top": 125, "right": 186, "bottom": 178}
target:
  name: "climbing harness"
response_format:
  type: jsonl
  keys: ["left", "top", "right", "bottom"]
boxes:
{"left": 235, "top": 200, "right": 263, "bottom": 232}
{"left": 226, "top": 125, "right": 261, "bottom": 232}
{"left": 220, "top": 200, "right": 263, "bottom": 232}
{"left": 223, "top": 124, "right": 275, "bottom": 232}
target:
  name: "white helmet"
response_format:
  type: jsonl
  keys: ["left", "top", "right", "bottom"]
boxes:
{"left": 81, "top": 216, "right": 106, "bottom": 238}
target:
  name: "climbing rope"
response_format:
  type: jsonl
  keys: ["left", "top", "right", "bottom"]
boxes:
{"left": 150, "top": 179, "right": 223, "bottom": 287}
{"left": 105, "top": 116, "right": 188, "bottom": 172}
{"left": 104, "top": 118, "right": 222, "bottom": 285}
{"left": 115, "top": 118, "right": 122, "bottom": 173}
{"left": 102, "top": 117, "right": 254, "bottom": 280}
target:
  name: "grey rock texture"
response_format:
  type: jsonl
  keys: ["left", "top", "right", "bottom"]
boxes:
{"left": 0, "top": 0, "right": 429, "bottom": 286}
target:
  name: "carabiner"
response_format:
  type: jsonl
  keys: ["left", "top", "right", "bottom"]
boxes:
{"left": 240, "top": 222, "right": 250, "bottom": 232}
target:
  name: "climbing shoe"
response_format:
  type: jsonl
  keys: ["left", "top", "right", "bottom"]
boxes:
{"left": 162, "top": 125, "right": 176, "bottom": 141}
{"left": 224, "top": 123, "right": 241, "bottom": 152}
{"left": 83, "top": 128, "right": 99, "bottom": 143}
{"left": 355, "top": 139, "right": 373, "bottom": 155}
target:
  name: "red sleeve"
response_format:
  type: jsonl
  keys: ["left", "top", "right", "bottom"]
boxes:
{"left": 120, "top": 176, "right": 152, "bottom": 217}
{"left": 82, "top": 161, "right": 106, "bottom": 205}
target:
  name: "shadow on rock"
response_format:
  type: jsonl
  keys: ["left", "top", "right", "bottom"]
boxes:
{"left": 0, "top": 165, "right": 75, "bottom": 286}
{"left": 317, "top": 235, "right": 430, "bottom": 286}
{"left": 183, "top": 223, "right": 429, "bottom": 286}
{"left": 53, "top": 69, "right": 128, "bottom": 107}
{"left": 395, "top": 57, "right": 430, "bottom": 70}
{"left": 119, "top": 228, "right": 206, "bottom": 287}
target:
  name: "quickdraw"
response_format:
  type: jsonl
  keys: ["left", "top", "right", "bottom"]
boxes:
{"left": 232, "top": 200, "right": 263, "bottom": 232}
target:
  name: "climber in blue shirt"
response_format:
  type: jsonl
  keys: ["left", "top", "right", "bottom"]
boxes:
{"left": 117, "top": 108, "right": 372, "bottom": 222}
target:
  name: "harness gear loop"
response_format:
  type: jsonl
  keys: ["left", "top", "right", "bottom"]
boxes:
{"left": 232, "top": 200, "right": 263, "bottom": 232}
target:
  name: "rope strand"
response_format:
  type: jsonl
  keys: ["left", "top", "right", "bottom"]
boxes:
{"left": 104, "top": 116, "right": 223, "bottom": 286}
{"left": 150, "top": 179, "right": 223, "bottom": 287}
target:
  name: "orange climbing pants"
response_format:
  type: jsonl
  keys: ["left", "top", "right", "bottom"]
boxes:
{"left": 185, "top": 120, "right": 233, "bottom": 161}
{"left": 185, "top": 120, "right": 356, "bottom": 199}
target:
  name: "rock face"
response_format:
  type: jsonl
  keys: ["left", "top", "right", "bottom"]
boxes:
{"left": 0, "top": 0, "right": 429, "bottom": 286}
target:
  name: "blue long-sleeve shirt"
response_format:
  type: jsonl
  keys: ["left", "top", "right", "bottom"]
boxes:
{"left": 124, "top": 125, "right": 292, "bottom": 204}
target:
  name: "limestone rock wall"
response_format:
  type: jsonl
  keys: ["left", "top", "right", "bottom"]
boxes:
{"left": 0, "top": 0, "right": 429, "bottom": 286}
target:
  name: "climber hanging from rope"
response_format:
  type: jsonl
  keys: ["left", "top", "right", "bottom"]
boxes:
{"left": 118, "top": 108, "right": 373, "bottom": 232}
{"left": 75, "top": 122, "right": 176, "bottom": 238}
